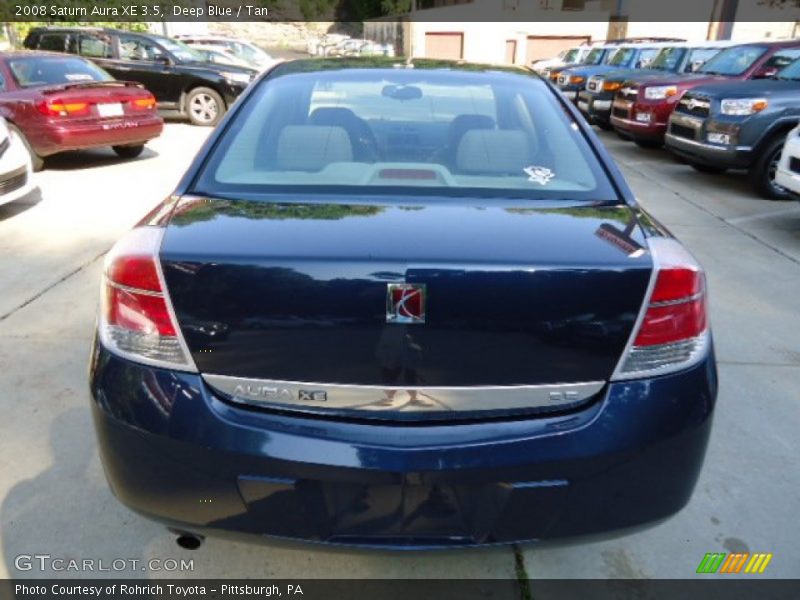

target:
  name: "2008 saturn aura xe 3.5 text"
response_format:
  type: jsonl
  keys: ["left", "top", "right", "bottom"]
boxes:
{"left": 89, "top": 58, "right": 717, "bottom": 549}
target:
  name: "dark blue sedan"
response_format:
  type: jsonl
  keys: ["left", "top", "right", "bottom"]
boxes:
{"left": 89, "top": 58, "right": 717, "bottom": 549}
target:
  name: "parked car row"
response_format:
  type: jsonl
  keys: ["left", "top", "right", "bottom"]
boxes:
{"left": 551, "top": 39, "right": 800, "bottom": 200}
{"left": 0, "top": 27, "right": 275, "bottom": 177}
{"left": 23, "top": 27, "right": 260, "bottom": 127}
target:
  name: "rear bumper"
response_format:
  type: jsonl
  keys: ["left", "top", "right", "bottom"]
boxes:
{"left": 89, "top": 342, "right": 717, "bottom": 548}
{"left": 32, "top": 114, "right": 163, "bottom": 157}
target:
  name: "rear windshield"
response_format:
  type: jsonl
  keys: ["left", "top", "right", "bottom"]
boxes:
{"left": 193, "top": 66, "right": 617, "bottom": 201}
{"left": 8, "top": 56, "right": 113, "bottom": 88}
{"left": 698, "top": 45, "right": 767, "bottom": 76}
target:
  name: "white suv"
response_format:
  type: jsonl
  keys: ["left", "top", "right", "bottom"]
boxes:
{"left": 775, "top": 124, "right": 800, "bottom": 200}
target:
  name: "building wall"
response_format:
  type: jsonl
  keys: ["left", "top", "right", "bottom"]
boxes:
{"left": 408, "top": 21, "right": 609, "bottom": 64}
{"left": 731, "top": 21, "right": 799, "bottom": 41}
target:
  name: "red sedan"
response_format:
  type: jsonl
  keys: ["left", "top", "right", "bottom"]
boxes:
{"left": 0, "top": 51, "right": 163, "bottom": 171}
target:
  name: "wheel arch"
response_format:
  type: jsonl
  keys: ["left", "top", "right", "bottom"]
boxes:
{"left": 752, "top": 117, "right": 798, "bottom": 156}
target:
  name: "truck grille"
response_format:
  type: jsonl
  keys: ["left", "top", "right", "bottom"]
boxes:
{"left": 670, "top": 123, "right": 697, "bottom": 140}
{"left": 0, "top": 166, "right": 27, "bottom": 196}
{"left": 587, "top": 77, "right": 601, "bottom": 92}
{"left": 618, "top": 86, "right": 638, "bottom": 101}
{"left": 676, "top": 95, "right": 711, "bottom": 118}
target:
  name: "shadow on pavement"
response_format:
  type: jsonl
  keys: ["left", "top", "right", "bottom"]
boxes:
{"left": 42, "top": 147, "right": 159, "bottom": 172}
{"left": 0, "top": 188, "right": 42, "bottom": 221}
{"left": 1, "top": 408, "right": 160, "bottom": 579}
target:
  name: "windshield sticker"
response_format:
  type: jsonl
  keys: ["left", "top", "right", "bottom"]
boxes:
{"left": 64, "top": 73, "right": 94, "bottom": 81}
{"left": 524, "top": 165, "right": 555, "bottom": 186}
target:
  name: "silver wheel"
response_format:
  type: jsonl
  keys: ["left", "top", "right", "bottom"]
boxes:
{"left": 767, "top": 150, "right": 786, "bottom": 195}
{"left": 189, "top": 92, "right": 219, "bottom": 125}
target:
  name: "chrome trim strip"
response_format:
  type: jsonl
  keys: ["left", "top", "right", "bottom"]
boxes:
{"left": 610, "top": 250, "right": 658, "bottom": 382}
{"left": 202, "top": 374, "right": 606, "bottom": 415}
{"left": 665, "top": 133, "right": 752, "bottom": 153}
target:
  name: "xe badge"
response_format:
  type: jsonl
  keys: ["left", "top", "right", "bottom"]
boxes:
{"left": 386, "top": 283, "right": 426, "bottom": 324}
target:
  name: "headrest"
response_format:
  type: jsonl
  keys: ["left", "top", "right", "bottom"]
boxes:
{"left": 309, "top": 107, "right": 361, "bottom": 124}
{"left": 276, "top": 125, "right": 353, "bottom": 171}
{"left": 455, "top": 129, "right": 530, "bottom": 174}
{"left": 449, "top": 114, "right": 495, "bottom": 135}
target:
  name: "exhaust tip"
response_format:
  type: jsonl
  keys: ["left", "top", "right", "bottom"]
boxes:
{"left": 170, "top": 530, "right": 204, "bottom": 550}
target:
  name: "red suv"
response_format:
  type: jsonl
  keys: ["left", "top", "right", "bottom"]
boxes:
{"left": 610, "top": 41, "right": 800, "bottom": 147}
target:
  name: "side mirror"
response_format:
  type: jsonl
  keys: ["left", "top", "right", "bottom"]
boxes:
{"left": 753, "top": 66, "right": 778, "bottom": 79}
{"left": 155, "top": 55, "right": 172, "bottom": 66}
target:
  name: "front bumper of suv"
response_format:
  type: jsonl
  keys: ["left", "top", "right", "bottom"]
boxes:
{"left": 90, "top": 341, "right": 717, "bottom": 548}
{"left": 665, "top": 113, "right": 754, "bottom": 169}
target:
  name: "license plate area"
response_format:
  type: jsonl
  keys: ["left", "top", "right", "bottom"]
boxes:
{"left": 97, "top": 103, "right": 124, "bottom": 118}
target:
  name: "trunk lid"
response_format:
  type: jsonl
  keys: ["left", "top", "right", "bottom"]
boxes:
{"left": 160, "top": 196, "right": 652, "bottom": 393}
{"left": 38, "top": 82, "right": 154, "bottom": 120}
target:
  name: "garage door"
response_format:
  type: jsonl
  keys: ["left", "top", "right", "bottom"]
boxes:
{"left": 525, "top": 36, "right": 590, "bottom": 65}
{"left": 425, "top": 32, "right": 464, "bottom": 60}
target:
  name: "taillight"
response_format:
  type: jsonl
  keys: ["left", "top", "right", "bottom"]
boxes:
{"left": 613, "top": 237, "right": 710, "bottom": 379}
{"left": 36, "top": 99, "right": 90, "bottom": 118}
{"left": 131, "top": 95, "right": 156, "bottom": 110}
{"left": 98, "top": 227, "right": 196, "bottom": 371}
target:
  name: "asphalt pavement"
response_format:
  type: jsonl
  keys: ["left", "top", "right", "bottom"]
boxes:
{"left": 0, "top": 124, "right": 797, "bottom": 580}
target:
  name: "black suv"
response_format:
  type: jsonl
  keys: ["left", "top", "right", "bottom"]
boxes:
{"left": 24, "top": 27, "right": 258, "bottom": 126}
{"left": 665, "top": 57, "right": 800, "bottom": 200}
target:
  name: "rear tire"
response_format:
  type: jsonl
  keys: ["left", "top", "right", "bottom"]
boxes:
{"left": 690, "top": 163, "right": 726, "bottom": 174}
{"left": 8, "top": 124, "right": 44, "bottom": 172}
{"left": 749, "top": 135, "right": 791, "bottom": 200}
{"left": 112, "top": 144, "right": 145, "bottom": 159}
{"left": 186, "top": 87, "right": 225, "bottom": 127}
{"left": 597, "top": 121, "right": 613, "bottom": 131}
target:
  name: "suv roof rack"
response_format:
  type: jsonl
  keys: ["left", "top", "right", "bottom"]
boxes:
{"left": 605, "top": 37, "right": 686, "bottom": 44}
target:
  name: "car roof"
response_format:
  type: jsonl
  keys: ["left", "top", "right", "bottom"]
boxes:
{"left": 270, "top": 57, "right": 538, "bottom": 82}
{"left": 29, "top": 26, "right": 159, "bottom": 39}
{"left": 0, "top": 50, "right": 86, "bottom": 59}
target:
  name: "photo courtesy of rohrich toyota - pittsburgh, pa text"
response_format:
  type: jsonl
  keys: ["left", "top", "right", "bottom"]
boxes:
{"left": 0, "top": 0, "right": 798, "bottom": 598}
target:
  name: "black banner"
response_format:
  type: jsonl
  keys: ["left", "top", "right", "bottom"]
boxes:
{"left": 2, "top": 580, "right": 800, "bottom": 600}
{"left": 1, "top": 0, "right": 799, "bottom": 22}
